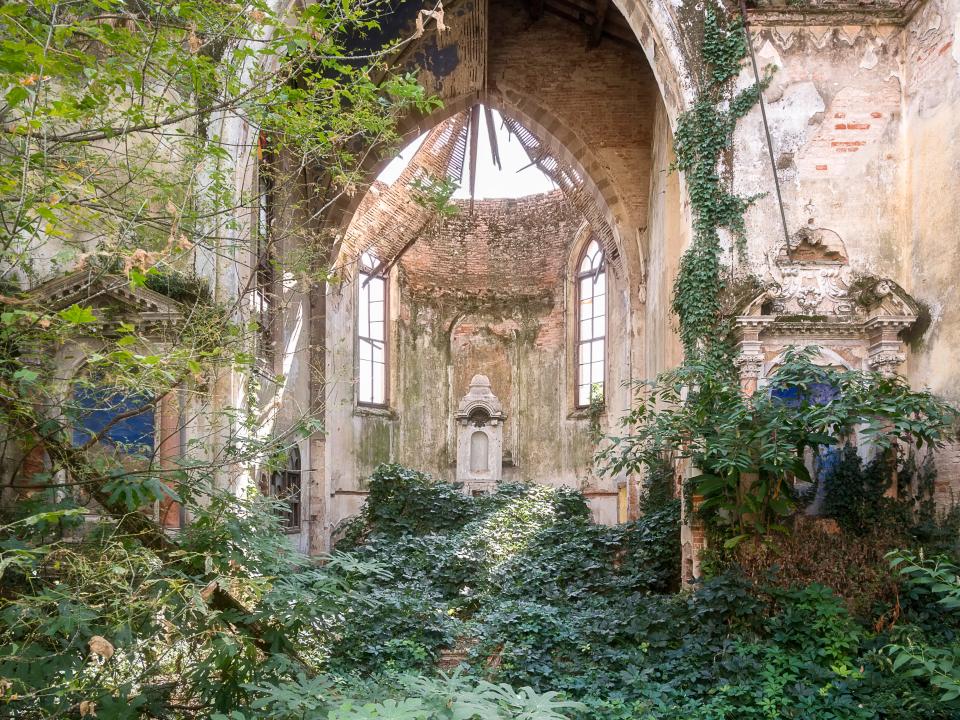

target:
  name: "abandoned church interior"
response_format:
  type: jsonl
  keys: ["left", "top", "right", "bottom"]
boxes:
{"left": 241, "top": 0, "right": 960, "bottom": 573}
{"left": 7, "top": 0, "right": 960, "bottom": 595}
{"left": 7, "top": 0, "right": 960, "bottom": 713}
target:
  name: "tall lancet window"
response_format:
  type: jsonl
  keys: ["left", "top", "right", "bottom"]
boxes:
{"left": 576, "top": 239, "right": 606, "bottom": 408}
{"left": 358, "top": 250, "right": 388, "bottom": 406}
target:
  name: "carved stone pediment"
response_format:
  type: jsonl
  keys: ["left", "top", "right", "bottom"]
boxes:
{"left": 735, "top": 233, "right": 921, "bottom": 379}
{"left": 742, "top": 232, "right": 918, "bottom": 332}
{"left": 29, "top": 271, "right": 184, "bottom": 330}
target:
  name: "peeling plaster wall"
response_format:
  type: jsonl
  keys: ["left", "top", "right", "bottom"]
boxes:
{"left": 645, "top": 98, "right": 685, "bottom": 378}
{"left": 901, "top": 0, "right": 960, "bottom": 500}
{"left": 901, "top": 0, "right": 960, "bottom": 398}
{"left": 728, "top": 2, "right": 960, "bottom": 502}
{"left": 324, "top": 192, "right": 629, "bottom": 529}
{"left": 735, "top": 23, "right": 907, "bottom": 275}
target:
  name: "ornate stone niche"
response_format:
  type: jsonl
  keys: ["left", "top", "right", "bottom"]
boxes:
{"left": 734, "top": 230, "right": 922, "bottom": 389}
{"left": 454, "top": 374, "right": 506, "bottom": 495}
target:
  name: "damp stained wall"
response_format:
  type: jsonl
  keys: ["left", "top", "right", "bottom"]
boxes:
{"left": 324, "top": 191, "right": 634, "bottom": 528}
{"left": 726, "top": 0, "right": 960, "bottom": 499}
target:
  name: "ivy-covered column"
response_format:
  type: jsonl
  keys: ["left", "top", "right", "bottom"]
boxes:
{"left": 670, "top": 8, "right": 766, "bottom": 584}
{"left": 678, "top": 458, "right": 706, "bottom": 585}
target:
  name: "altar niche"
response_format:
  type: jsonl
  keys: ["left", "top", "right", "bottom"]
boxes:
{"left": 454, "top": 375, "right": 506, "bottom": 496}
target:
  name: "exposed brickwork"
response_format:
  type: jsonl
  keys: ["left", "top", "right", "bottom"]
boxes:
{"left": 340, "top": 116, "right": 468, "bottom": 266}
{"left": 399, "top": 190, "right": 583, "bottom": 299}
{"left": 397, "top": 191, "right": 583, "bottom": 431}
{"left": 332, "top": 0, "right": 658, "bottom": 280}
{"left": 487, "top": 4, "right": 656, "bottom": 262}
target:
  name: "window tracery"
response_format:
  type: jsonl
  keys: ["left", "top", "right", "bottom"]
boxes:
{"left": 358, "top": 251, "right": 388, "bottom": 406}
{"left": 576, "top": 239, "right": 606, "bottom": 408}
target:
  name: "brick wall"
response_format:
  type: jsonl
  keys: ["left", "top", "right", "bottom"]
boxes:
{"left": 399, "top": 190, "right": 583, "bottom": 300}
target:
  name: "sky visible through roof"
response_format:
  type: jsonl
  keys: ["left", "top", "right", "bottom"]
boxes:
{"left": 377, "top": 107, "right": 557, "bottom": 199}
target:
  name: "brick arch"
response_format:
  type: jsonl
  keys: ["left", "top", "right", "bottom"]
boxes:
{"left": 240, "top": 0, "right": 696, "bottom": 291}
{"left": 258, "top": 0, "right": 695, "bottom": 122}
{"left": 328, "top": 89, "right": 642, "bottom": 284}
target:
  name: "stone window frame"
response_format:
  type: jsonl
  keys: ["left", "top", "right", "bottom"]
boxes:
{"left": 573, "top": 235, "right": 607, "bottom": 409}
{"left": 356, "top": 250, "right": 390, "bottom": 408}
{"left": 266, "top": 445, "right": 302, "bottom": 532}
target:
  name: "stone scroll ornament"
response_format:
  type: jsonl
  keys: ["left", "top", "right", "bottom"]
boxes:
{"left": 734, "top": 227, "right": 921, "bottom": 381}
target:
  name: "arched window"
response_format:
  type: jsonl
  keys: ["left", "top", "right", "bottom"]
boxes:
{"left": 357, "top": 250, "right": 388, "bottom": 406}
{"left": 269, "top": 446, "right": 302, "bottom": 530}
{"left": 576, "top": 239, "right": 606, "bottom": 408}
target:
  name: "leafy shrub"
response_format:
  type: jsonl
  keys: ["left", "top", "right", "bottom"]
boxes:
{"left": 822, "top": 445, "right": 913, "bottom": 534}
{"left": 339, "top": 464, "right": 478, "bottom": 542}
{"left": 884, "top": 552, "right": 960, "bottom": 706}
{"left": 325, "top": 580, "right": 462, "bottom": 674}
{"left": 325, "top": 466, "right": 960, "bottom": 719}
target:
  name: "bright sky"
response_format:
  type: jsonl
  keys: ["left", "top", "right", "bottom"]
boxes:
{"left": 377, "top": 107, "right": 557, "bottom": 199}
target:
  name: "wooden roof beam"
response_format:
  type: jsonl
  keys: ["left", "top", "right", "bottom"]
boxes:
{"left": 590, "top": 0, "right": 610, "bottom": 46}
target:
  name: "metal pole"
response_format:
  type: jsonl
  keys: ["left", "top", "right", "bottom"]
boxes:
{"left": 738, "top": 0, "right": 792, "bottom": 253}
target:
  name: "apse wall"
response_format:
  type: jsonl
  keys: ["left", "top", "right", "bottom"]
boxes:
{"left": 324, "top": 190, "right": 632, "bottom": 530}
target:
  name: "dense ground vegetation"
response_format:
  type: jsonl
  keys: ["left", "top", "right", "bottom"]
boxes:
{"left": 3, "top": 462, "right": 959, "bottom": 718}
{"left": 2, "top": 1, "right": 959, "bottom": 718}
{"left": 329, "top": 465, "right": 960, "bottom": 720}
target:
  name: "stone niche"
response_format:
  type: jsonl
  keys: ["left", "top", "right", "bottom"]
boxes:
{"left": 733, "top": 229, "right": 922, "bottom": 388}
{"left": 454, "top": 375, "right": 506, "bottom": 495}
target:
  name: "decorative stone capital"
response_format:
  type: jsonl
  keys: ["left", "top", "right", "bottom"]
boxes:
{"left": 868, "top": 349, "right": 906, "bottom": 377}
{"left": 736, "top": 351, "right": 766, "bottom": 379}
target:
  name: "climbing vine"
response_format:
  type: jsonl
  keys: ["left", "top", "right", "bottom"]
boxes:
{"left": 602, "top": 7, "right": 958, "bottom": 550}
{"left": 671, "top": 9, "right": 766, "bottom": 357}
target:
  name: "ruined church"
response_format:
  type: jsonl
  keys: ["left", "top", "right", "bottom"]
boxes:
{"left": 13, "top": 0, "right": 960, "bottom": 580}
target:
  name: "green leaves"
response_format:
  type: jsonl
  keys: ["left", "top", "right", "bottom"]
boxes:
{"left": 12, "top": 368, "right": 38, "bottom": 384}
{"left": 671, "top": 11, "right": 759, "bottom": 356}
{"left": 57, "top": 304, "right": 97, "bottom": 325}
{"left": 600, "top": 346, "right": 955, "bottom": 543}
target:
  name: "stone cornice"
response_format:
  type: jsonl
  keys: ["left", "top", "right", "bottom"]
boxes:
{"left": 746, "top": 0, "right": 928, "bottom": 26}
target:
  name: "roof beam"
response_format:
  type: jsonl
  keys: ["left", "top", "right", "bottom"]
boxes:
{"left": 590, "top": 0, "right": 609, "bottom": 46}
{"left": 540, "top": 0, "right": 636, "bottom": 46}
{"left": 484, "top": 105, "right": 502, "bottom": 170}
{"left": 468, "top": 104, "right": 481, "bottom": 214}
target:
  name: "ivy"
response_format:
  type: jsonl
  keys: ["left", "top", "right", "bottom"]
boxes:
{"left": 601, "top": 347, "right": 956, "bottom": 543}
{"left": 671, "top": 9, "right": 765, "bottom": 357}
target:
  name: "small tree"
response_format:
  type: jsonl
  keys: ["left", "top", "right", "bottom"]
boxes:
{"left": 0, "top": 0, "right": 442, "bottom": 715}
{"left": 599, "top": 347, "right": 955, "bottom": 544}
